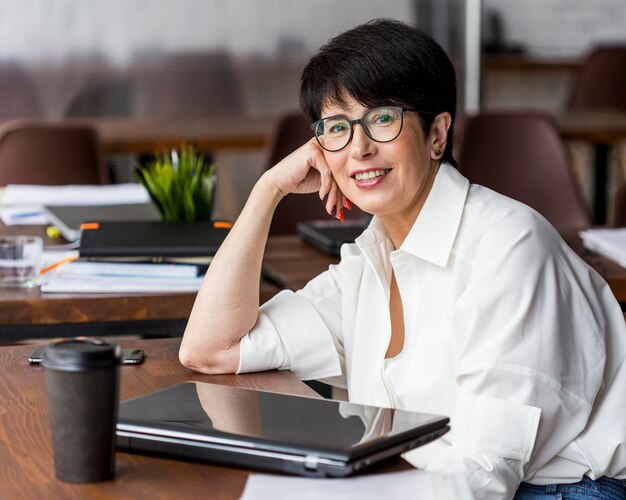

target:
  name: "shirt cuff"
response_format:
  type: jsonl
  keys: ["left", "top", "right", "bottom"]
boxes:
{"left": 237, "top": 311, "right": 288, "bottom": 374}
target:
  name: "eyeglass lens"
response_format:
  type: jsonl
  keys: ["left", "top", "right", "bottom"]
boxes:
{"left": 315, "top": 107, "right": 404, "bottom": 151}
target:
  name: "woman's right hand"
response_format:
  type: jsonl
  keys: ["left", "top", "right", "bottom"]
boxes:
{"left": 264, "top": 138, "right": 345, "bottom": 219}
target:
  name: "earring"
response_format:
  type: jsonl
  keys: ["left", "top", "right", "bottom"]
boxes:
{"left": 434, "top": 148, "right": 442, "bottom": 157}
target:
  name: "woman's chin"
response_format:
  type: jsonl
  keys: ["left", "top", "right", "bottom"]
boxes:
{"left": 351, "top": 199, "right": 389, "bottom": 217}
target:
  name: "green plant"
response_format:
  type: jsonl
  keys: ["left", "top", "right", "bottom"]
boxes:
{"left": 135, "top": 145, "right": 216, "bottom": 221}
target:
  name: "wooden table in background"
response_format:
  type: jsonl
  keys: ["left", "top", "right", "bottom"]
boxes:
{"left": 554, "top": 111, "right": 626, "bottom": 224}
{"left": 0, "top": 337, "right": 326, "bottom": 499}
{"left": 1, "top": 225, "right": 624, "bottom": 341}
{"left": 0, "top": 117, "right": 270, "bottom": 155}
{"left": 0, "top": 222, "right": 280, "bottom": 341}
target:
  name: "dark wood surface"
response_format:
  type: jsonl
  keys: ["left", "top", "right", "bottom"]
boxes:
{"left": 0, "top": 337, "right": 323, "bottom": 499}
{"left": 554, "top": 111, "right": 626, "bottom": 223}
{"left": 555, "top": 111, "right": 626, "bottom": 145}
{"left": 263, "top": 235, "right": 339, "bottom": 291}
{"left": 483, "top": 54, "right": 582, "bottom": 72}
{"left": 1, "top": 224, "right": 624, "bottom": 334}
{"left": 264, "top": 234, "right": 626, "bottom": 304}
{"left": 0, "top": 117, "right": 269, "bottom": 155}
{"left": 0, "top": 222, "right": 280, "bottom": 330}
{"left": 92, "top": 117, "right": 269, "bottom": 154}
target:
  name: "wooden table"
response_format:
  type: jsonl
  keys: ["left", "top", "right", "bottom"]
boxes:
{"left": 554, "top": 111, "right": 626, "bottom": 224}
{"left": 555, "top": 111, "right": 626, "bottom": 146}
{"left": 0, "top": 117, "right": 270, "bottom": 155}
{"left": 1, "top": 225, "right": 624, "bottom": 341}
{"left": 0, "top": 337, "right": 327, "bottom": 499}
{"left": 93, "top": 117, "right": 269, "bottom": 154}
{"left": 264, "top": 235, "right": 626, "bottom": 306}
{"left": 0, "top": 222, "right": 280, "bottom": 341}
{"left": 263, "top": 235, "right": 339, "bottom": 291}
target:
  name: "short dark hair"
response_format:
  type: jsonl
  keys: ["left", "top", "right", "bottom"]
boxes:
{"left": 300, "top": 19, "right": 457, "bottom": 166}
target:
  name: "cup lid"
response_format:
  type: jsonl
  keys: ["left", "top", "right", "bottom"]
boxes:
{"left": 42, "top": 338, "right": 121, "bottom": 371}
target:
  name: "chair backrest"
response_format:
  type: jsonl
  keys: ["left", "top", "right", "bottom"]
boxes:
{"left": 457, "top": 112, "right": 590, "bottom": 233}
{"left": 0, "top": 121, "right": 109, "bottom": 186}
{"left": 263, "top": 111, "right": 367, "bottom": 235}
{"left": 611, "top": 184, "right": 626, "bottom": 227}
{"left": 567, "top": 47, "right": 626, "bottom": 112}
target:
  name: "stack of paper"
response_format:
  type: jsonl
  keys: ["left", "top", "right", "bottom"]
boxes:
{"left": 240, "top": 470, "right": 473, "bottom": 500}
{"left": 0, "top": 184, "right": 150, "bottom": 226}
{"left": 1, "top": 183, "right": 150, "bottom": 206}
{"left": 579, "top": 228, "right": 626, "bottom": 268}
{"left": 41, "top": 260, "right": 204, "bottom": 294}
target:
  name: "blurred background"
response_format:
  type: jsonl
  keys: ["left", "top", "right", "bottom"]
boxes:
{"left": 0, "top": 0, "right": 624, "bottom": 221}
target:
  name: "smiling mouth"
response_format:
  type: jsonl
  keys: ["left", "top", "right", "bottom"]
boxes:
{"left": 353, "top": 169, "right": 391, "bottom": 181}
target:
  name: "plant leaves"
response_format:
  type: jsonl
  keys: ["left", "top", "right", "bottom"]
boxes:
{"left": 135, "top": 145, "right": 216, "bottom": 222}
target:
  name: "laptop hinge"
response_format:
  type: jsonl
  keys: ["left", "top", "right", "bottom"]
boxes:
{"left": 304, "top": 455, "right": 319, "bottom": 471}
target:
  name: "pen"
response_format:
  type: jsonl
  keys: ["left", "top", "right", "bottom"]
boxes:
{"left": 40, "top": 255, "right": 80, "bottom": 275}
{"left": 9, "top": 211, "right": 43, "bottom": 220}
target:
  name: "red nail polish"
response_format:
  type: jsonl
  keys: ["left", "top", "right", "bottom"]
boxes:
{"left": 344, "top": 198, "right": 353, "bottom": 211}
{"left": 338, "top": 208, "right": 344, "bottom": 222}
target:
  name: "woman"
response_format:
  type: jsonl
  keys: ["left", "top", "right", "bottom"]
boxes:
{"left": 180, "top": 19, "right": 626, "bottom": 499}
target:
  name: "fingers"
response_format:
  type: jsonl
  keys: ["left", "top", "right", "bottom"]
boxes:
{"left": 309, "top": 141, "right": 350, "bottom": 222}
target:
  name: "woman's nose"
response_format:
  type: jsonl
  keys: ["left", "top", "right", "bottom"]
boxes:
{"left": 349, "top": 123, "right": 376, "bottom": 159}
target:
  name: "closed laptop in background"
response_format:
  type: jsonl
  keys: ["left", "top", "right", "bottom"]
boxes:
{"left": 45, "top": 203, "right": 161, "bottom": 241}
{"left": 297, "top": 220, "right": 369, "bottom": 257}
{"left": 116, "top": 382, "right": 450, "bottom": 478}
{"left": 79, "top": 221, "right": 231, "bottom": 260}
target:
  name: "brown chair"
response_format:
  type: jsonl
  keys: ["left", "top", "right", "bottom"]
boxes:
{"left": 263, "top": 111, "right": 367, "bottom": 235}
{"left": 0, "top": 121, "right": 109, "bottom": 186}
{"left": 611, "top": 184, "right": 626, "bottom": 227}
{"left": 567, "top": 47, "right": 626, "bottom": 112}
{"left": 457, "top": 112, "right": 590, "bottom": 233}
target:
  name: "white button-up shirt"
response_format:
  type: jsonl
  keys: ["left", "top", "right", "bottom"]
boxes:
{"left": 238, "top": 164, "right": 626, "bottom": 499}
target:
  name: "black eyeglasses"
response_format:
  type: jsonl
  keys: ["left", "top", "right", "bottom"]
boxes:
{"left": 311, "top": 106, "right": 417, "bottom": 152}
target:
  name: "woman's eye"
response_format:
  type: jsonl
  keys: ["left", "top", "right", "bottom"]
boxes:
{"left": 370, "top": 111, "right": 395, "bottom": 125}
{"left": 328, "top": 122, "right": 349, "bottom": 134}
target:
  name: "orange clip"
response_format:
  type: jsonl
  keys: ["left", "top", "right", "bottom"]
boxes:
{"left": 80, "top": 222, "right": 100, "bottom": 231}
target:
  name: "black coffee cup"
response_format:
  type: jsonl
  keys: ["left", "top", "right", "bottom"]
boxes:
{"left": 42, "top": 338, "right": 122, "bottom": 483}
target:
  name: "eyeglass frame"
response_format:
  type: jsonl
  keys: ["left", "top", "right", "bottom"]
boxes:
{"left": 310, "top": 106, "right": 419, "bottom": 152}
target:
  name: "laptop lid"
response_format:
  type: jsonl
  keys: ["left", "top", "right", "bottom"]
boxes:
{"left": 45, "top": 203, "right": 160, "bottom": 242}
{"left": 117, "top": 382, "right": 449, "bottom": 477}
{"left": 297, "top": 219, "right": 370, "bottom": 257}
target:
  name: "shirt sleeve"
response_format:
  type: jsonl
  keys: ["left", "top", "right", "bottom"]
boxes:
{"left": 422, "top": 212, "right": 609, "bottom": 498}
{"left": 238, "top": 263, "right": 345, "bottom": 383}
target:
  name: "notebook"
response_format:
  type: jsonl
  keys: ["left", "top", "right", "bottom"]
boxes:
{"left": 297, "top": 219, "right": 370, "bottom": 256}
{"left": 78, "top": 221, "right": 231, "bottom": 260}
{"left": 116, "top": 382, "right": 450, "bottom": 477}
{"left": 45, "top": 203, "right": 161, "bottom": 241}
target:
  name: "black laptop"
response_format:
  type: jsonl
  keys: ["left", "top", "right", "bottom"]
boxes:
{"left": 45, "top": 203, "right": 161, "bottom": 242}
{"left": 116, "top": 382, "right": 449, "bottom": 477}
{"left": 297, "top": 219, "right": 370, "bottom": 257}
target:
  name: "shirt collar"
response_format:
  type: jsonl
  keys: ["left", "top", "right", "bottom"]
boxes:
{"left": 355, "top": 163, "right": 469, "bottom": 268}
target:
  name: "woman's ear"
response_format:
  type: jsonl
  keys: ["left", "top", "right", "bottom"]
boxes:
{"left": 430, "top": 112, "right": 452, "bottom": 161}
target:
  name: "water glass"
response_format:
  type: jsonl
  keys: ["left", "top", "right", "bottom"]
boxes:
{"left": 0, "top": 235, "right": 43, "bottom": 287}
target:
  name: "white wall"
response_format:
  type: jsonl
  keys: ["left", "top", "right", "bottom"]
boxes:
{"left": 0, "top": 0, "right": 413, "bottom": 64}
{"left": 484, "top": 0, "right": 626, "bottom": 56}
